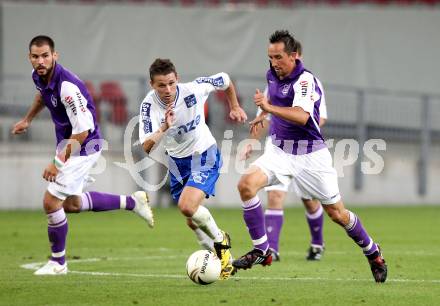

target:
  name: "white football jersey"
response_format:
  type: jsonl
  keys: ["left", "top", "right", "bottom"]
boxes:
{"left": 139, "top": 72, "right": 230, "bottom": 158}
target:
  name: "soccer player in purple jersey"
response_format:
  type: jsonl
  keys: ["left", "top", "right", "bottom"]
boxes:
{"left": 241, "top": 41, "right": 328, "bottom": 262}
{"left": 12, "top": 35, "right": 154, "bottom": 275}
{"left": 233, "top": 30, "right": 387, "bottom": 283}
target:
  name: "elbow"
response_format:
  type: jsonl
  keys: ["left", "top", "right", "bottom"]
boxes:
{"left": 221, "top": 72, "right": 231, "bottom": 89}
{"left": 142, "top": 141, "right": 153, "bottom": 154}
{"left": 298, "top": 114, "right": 310, "bottom": 126}
{"left": 78, "top": 130, "right": 89, "bottom": 143}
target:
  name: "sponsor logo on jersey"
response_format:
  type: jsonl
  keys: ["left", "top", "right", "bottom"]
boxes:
{"left": 184, "top": 94, "right": 197, "bottom": 108}
{"left": 65, "top": 95, "right": 77, "bottom": 115}
{"left": 300, "top": 80, "right": 308, "bottom": 97}
{"left": 281, "top": 84, "right": 290, "bottom": 96}
{"left": 51, "top": 95, "right": 57, "bottom": 107}
{"left": 141, "top": 102, "right": 151, "bottom": 118}
{"left": 196, "top": 76, "right": 224, "bottom": 87}
{"left": 176, "top": 114, "right": 201, "bottom": 135}
{"left": 141, "top": 102, "right": 152, "bottom": 133}
{"left": 76, "top": 92, "right": 87, "bottom": 112}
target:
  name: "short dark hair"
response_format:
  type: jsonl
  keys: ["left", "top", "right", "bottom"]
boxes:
{"left": 149, "top": 58, "right": 177, "bottom": 81}
{"left": 294, "top": 40, "right": 302, "bottom": 57}
{"left": 29, "top": 35, "right": 55, "bottom": 52}
{"left": 269, "top": 30, "right": 296, "bottom": 54}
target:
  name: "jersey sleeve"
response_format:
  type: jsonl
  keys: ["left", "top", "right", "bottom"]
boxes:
{"left": 193, "top": 72, "right": 231, "bottom": 95}
{"left": 60, "top": 81, "right": 95, "bottom": 135}
{"left": 316, "top": 79, "right": 328, "bottom": 120}
{"left": 292, "top": 72, "right": 316, "bottom": 115}
{"left": 139, "top": 99, "right": 160, "bottom": 145}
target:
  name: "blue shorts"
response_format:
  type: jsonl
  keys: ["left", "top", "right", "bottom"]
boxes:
{"left": 169, "top": 145, "right": 222, "bottom": 202}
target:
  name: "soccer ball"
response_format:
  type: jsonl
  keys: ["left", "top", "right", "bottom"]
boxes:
{"left": 186, "top": 250, "right": 221, "bottom": 285}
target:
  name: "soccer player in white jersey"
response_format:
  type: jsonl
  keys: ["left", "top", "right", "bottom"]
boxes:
{"left": 232, "top": 30, "right": 387, "bottom": 283}
{"left": 12, "top": 35, "right": 154, "bottom": 275}
{"left": 241, "top": 41, "right": 328, "bottom": 261}
{"left": 138, "top": 59, "right": 247, "bottom": 280}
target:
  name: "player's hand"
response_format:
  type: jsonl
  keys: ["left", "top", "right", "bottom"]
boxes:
{"left": 239, "top": 143, "right": 253, "bottom": 161}
{"left": 43, "top": 162, "right": 59, "bottom": 182}
{"left": 254, "top": 89, "right": 270, "bottom": 111}
{"left": 164, "top": 104, "right": 176, "bottom": 130}
{"left": 11, "top": 119, "right": 30, "bottom": 135}
{"left": 229, "top": 106, "right": 248, "bottom": 123}
{"left": 249, "top": 112, "right": 268, "bottom": 137}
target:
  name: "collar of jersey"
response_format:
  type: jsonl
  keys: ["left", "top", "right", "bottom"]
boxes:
{"left": 154, "top": 85, "right": 180, "bottom": 109}
{"left": 269, "top": 59, "right": 304, "bottom": 82}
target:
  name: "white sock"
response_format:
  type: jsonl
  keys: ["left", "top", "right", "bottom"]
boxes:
{"left": 194, "top": 228, "right": 214, "bottom": 251}
{"left": 191, "top": 206, "right": 223, "bottom": 243}
{"left": 80, "top": 193, "right": 91, "bottom": 211}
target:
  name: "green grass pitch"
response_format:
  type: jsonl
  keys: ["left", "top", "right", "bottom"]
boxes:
{"left": 1, "top": 206, "right": 439, "bottom": 305}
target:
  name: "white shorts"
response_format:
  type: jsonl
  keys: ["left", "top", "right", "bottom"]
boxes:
{"left": 252, "top": 143, "right": 341, "bottom": 205}
{"left": 265, "top": 182, "right": 313, "bottom": 200}
{"left": 47, "top": 151, "right": 101, "bottom": 200}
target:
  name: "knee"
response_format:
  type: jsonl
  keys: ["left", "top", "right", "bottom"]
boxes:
{"left": 268, "top": 191, "right": 284, "bottom": 209}
{"left": 178, "top": 200, "right": 195, "bottom": 217}
{"left": 326, "top": 207, "right": 346, "bottom": 226}
{"left": 303, "top": 199, "right": 320, "bottom": 214}
{"left": 43, "top": 196, "right": 59, "bottom": 213}
{"left": 63, "top": 196, "right": 82, "bottom": 213}
{"left": 237, "top": 177, "right": 256, "bottom": 200}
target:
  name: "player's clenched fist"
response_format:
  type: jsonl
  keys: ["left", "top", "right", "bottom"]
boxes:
{"left": 229, "top": 106, "right": 248, "bottom": 123}
{"left": 11, "top": 119, "right": 30, "bottom": 135}
{"left": 42, "top": 162, "right": 58, "bottom": 182}
{"left": 254, "top": 89, "right": 270, "bottom": 112}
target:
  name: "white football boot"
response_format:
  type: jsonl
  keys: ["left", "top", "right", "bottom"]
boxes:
{"left": 131, "top": 191, "right": 154, "bottom": 228}
{"left": 34, "top": 260, "right": 67, "bottom": 275}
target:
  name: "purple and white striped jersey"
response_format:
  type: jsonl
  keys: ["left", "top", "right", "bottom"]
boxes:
{"left": 32, "top": 63, "right": 102, "bottom": 156}
{"left": 266, "top": 60, "right": 326, "bottom": 155}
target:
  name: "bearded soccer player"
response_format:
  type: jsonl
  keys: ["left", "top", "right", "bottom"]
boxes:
{"left": 233, "top": 30, "right": 387, "bottom": 283}
{"left": 139, "top": 58, "right": 247, "bottom": 279}
{"left": 12, "top": 35, "right": 154, "bottom": 275}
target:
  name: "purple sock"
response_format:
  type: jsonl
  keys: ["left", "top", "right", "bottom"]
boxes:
{"left": 81, "top": 192, "right": 135, "bottom": 211}
{"left": 265, "top": 209, "right": 284, "bottom": 252}
{"left": 306, "top": 205, "right": 324, "bottom": 247}
{"left": 345, "top": 211, "right": 378, "bottom": 256}
{"left": 243, "top": 196, "right": 269, "bottom": 253}
{"left": 47, "top": 209, "right": 68, "bottom": 265}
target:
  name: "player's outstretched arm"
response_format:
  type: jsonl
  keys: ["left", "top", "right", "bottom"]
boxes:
{"left": 11, "top": 93, "right": 44, "bottom": 134}
{"left": 224, "top": 81, "right": 247, "bottom": 123}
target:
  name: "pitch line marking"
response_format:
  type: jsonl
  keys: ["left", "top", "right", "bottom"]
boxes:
{"left": 20, "top": 257, "right": 440, "bottom": 284}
